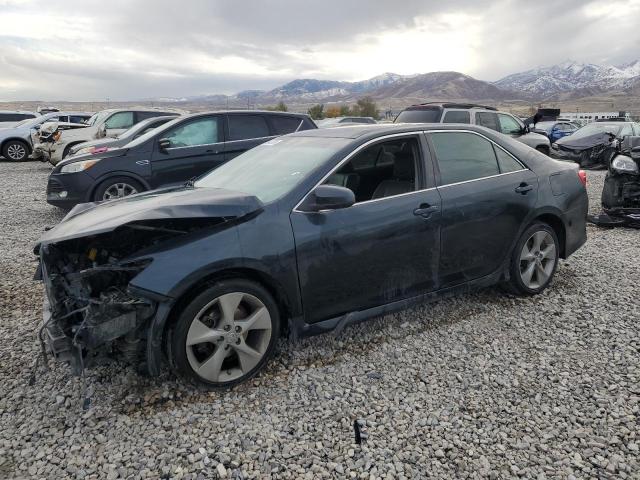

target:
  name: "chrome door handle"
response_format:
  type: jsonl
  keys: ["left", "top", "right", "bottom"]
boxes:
{"left": 413, "top": 204, "right": 439, "bottom": 218}
{"left": 515, "top": 183, "right": 533, "bottom": 194}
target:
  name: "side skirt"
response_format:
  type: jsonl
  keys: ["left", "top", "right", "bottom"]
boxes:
{"left": 291, "top": 268, "right": 505, "bottom": 340}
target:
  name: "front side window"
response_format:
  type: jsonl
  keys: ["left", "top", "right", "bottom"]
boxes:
{"left": 475, "top": 112, "right": 500, "bottom": 131}
{"left": 443, "top": 110, "right": 470, "bottom": 124}
{"left": 164, "top": 117, "right": 219, "bottom": 147}
{"left": 228, "top": 115, "right": 270, "bottom": 141}
{"left": 68, "top": 115, "right": 87, "bottom": 124}
{"left": 497, "top": 114, "right": 522, "bottom": 134}
{"left": 429, "top": 132, "right": 500, "bottom": 185}
{"left": 105, "top": 111, "right": 135, "bottom": 129}
{"left": 324, "top": 137, "right": 420, "bottom": 202}
{"left": 620, "top": 124, "right": 633, "bottom": 137}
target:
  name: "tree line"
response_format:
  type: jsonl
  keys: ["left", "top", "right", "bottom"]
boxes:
{"left": 265, "top": 97, "right": 380, "bottom": 120}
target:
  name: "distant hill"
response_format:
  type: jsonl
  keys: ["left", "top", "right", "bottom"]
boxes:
{"left": 143, "top": 59, "right": 640, "bottom": 109}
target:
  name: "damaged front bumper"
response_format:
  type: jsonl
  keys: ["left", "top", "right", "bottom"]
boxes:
{"left": 37, "top": 252, "right": 158, "bottom": 375}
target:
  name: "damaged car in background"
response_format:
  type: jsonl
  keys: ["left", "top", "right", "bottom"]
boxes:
{"left": 34, "top": 124, "right": 588, "bottom": 391}
{"left": 550, "top": 120, "right": 640, "bottom": 169}
{"left": 589, "top": 136, "right": 640, "bottom": 228}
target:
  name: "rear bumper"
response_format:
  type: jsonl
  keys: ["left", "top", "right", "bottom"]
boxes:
{"left": 563, "top": 200, "right": 588, "bottom": 258}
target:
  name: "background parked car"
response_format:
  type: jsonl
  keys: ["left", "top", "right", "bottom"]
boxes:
{"left": 0, "top": 110, "right": 39, "bottom": 128}
{"left": 38, "top": 107, "right": 185, "bottom": 165}
{"left": 47, "top": 110, "right": 317, "bottom": 207}
{"left": 533, "top": 120, "right": 578, "bottom": 142}
{"left": 550, "top": 121, "right": 640, "bottom": 169}
{"left": 394, "top": 103, "right": 551, "bottom": 154}
{"left": 317, "top": 116, "right": 377, "bottom": 127}
{"left": 67, "top": 115, "right": 179, "bottom": 157}
{"left": 0, "top": 112, "right": 91, "bottom": 161}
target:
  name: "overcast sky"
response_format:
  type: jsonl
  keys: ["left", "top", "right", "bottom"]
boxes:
{"left": 1, "top": 0, "right": 639, "bottom": 101}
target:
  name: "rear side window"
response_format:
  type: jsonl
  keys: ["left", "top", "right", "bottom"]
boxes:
{"left": 136, "top": 111, "right": 177, "bottom": 121}
{"left": 395, "top": 108, "right": 442, "bottom": 123}
{"left": 475, "top": 112, "right": 500, "bottom": 131}
{"left": 68, "top": 115, "right": 88, "bottom": 124}
{"left": 0, "top": 113, "right": 35, "bottom": 121}
{"left": 228, "top": 115, "right": 270, "bottom": 141}
{"left": 497, "top": 114, "right": 522, "bottom": 134}
{"left": 105, "top": 112, "right": 135, "bottom": 129}
{"left": 429, "top": 132, "right": 500, "bottom": 185}
{"left": 269, "top": 115, "right": 303, "bottom": 135}
{"left": 494, "top": 147, "right": 524, "bottom": 173}
{"left": 443, "top": 110, "right": 470, "bottom": 123}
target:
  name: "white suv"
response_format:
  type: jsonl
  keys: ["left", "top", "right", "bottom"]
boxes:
{"left": 395, "top": 103, "right": 551, "bottom": 154}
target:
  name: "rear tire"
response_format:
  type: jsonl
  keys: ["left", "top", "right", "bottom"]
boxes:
{"left": 2, "top": 140, "right": 30, "bottom": 161}
{"left": 93, "top": 176, "right": 144, "bottom": 202}
{"left": 504, "top": 222, "right": 559, "bottom": 296}
{"left": 170, "top": 280, "right": 280, "bottom": 388}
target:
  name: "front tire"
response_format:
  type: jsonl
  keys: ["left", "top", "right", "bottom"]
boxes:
{"left": 93, "top": 176, "right": 144, "bottom": 201}
{"left": 2, "top": 140, "right": 30, "bottom": 161}
{"left": 505, "top": 222, "right": 559, "bottom": 295}
{"left": 171, "top": 280, "right": 280, "bottom": 388}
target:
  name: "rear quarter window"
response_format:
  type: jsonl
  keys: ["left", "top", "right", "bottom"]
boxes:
{"left": 395, "top": 108, "right": 442, "bottom": 123}
{"left": 269, "top": 115, "right": 304, "bottom": 135}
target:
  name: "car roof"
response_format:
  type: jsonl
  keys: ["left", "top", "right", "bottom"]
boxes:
{"left": 179, "top": 110, "right": 311, "bottom": 120}
{"left": 405, "top": 102, "right": 498, "bottom": 111}
{"left": 0, "top": 110, "right": 38, "bottom": 115}
{"left": 290, "top": 123, "right": 496, "bottom": 140}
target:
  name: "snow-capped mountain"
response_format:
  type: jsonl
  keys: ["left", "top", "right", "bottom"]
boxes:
{"left": 494, "top": 60, "right": 640, "bottom": 97}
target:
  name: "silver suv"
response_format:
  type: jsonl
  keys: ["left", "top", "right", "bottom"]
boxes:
{"left": 37, "top": 107, "right": 185, "bottom": 165}
{"left": 395, "top": 103, "right": 551, "bottom": 154}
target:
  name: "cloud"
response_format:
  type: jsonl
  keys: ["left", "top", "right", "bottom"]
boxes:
{"left": 0, "top": 0, "right": 638, "bottom": 100}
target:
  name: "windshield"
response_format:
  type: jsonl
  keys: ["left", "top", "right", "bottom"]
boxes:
{"left": 571, "top": 123, "right": 622, "bottom": 139}
{"left": 86, "top": 111, "right": 109, "bottom": 126}
{"left": 395, "top": 108, "right": 442, "bottom": 123}
{"left": 196, "top": 136, "right": 350, "bottom": 203}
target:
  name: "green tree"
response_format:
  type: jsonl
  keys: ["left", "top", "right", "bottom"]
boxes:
{"left": 266, "top": 101, "right": 288, "bottom": 112}
{"left": 339, "top": 104, "right": 351, "bottom": 116}
{"left": 354, "top": 96, "right": 379, "bottom": 119}
{"left": 307, "top": 104, "right": 325, "bottom": 120}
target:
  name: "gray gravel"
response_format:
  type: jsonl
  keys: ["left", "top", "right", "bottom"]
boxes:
{"left": 1, "top": 162, "right": 639, "bottom": 479}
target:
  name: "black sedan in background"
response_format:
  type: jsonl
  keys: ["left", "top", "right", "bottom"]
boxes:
{"left": 36, "top": 124, "right": 588, "bottom": 387}
{"left": 550, "top": 121, "right": 640, "bottom": 168}
{"left": 46, "top": 110, "right": 316, "bottom": 208}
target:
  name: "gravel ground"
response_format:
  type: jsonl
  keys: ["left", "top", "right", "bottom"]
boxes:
{"left": 0, "top": 161, "right": 639, "bottom": 480}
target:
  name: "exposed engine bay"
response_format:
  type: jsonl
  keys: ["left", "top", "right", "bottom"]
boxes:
{"left": 588, "top": 136, "right": 640, "bottom": 228}
{"left": 36, "top": 217, "right": 226, "bottom": 375}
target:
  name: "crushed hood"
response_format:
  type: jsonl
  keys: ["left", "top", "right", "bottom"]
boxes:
{"left": 37, "top": 187, "right": 263, "bottom": 245}
{"left": 556, "top": 132, "right": 614, "bottom": 150}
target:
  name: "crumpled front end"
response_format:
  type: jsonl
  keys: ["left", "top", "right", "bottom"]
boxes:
{"left": 37, "top": 232, "right": 161, "bottom": 373}
{"left": 551, "top": 142, "right": 616, "bottom": 169}
{"left": 588, "top": 138, "right": 640, "bottom": 228}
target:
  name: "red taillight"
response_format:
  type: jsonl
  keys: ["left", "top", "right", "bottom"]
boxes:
{"left": 578, "top": 170, "right": 587, "bottom": 187}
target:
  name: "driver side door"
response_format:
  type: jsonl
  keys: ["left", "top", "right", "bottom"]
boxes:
{"left": 150, "top": 115, "right": 225, "bottom": 188}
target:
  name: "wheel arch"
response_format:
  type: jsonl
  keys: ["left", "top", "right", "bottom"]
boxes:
{"left": 532, "top": 212, "right": 566, "bottom": 258}
{"left": 162, "top": 267, "right": 294, "bottom": 343}
{"left": 1, "top": 137, "right": 32, "bottom": 154}
{"left": 88, "top": 171, "right": 152, "bottom": 202}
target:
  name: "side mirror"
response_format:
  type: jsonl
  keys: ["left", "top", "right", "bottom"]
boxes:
{"left": 96, "top": 124, "right": 107, "bottom": 138}
{"left": 301, "top": 185, "right": 355, "bottom": 212}
{"left": 158, "top": 138, "right": 171, "bottom": 151}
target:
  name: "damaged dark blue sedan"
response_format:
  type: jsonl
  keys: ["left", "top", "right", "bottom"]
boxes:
{"left": 35, "top": 124, "right": 588, "bottom": 387}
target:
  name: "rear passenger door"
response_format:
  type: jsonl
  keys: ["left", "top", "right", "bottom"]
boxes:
{"left": 224, "top": 114, "right": 274, "bottom": 161}
{"left": 150, "top": 115, "right": 224, "bottom": 188}
{"left": 426, "top": 131, "right": 538, "bottom": 288}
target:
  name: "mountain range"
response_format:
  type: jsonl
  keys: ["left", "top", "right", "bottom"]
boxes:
{"left": 151, "top": 60, "right": 640, "bottom": 106}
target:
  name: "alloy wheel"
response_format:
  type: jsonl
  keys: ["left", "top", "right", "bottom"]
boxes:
{"left": 185, "top": 292, "right": 272, "bottom": 383}
{"left": 519, "top": 231, "right": 556, "bottom": 289}
{"left": 7, "top": 143, "right": 27, "bottom": 160}
{"left": 102, "top": 182, "right": 138, "bottom": 200}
